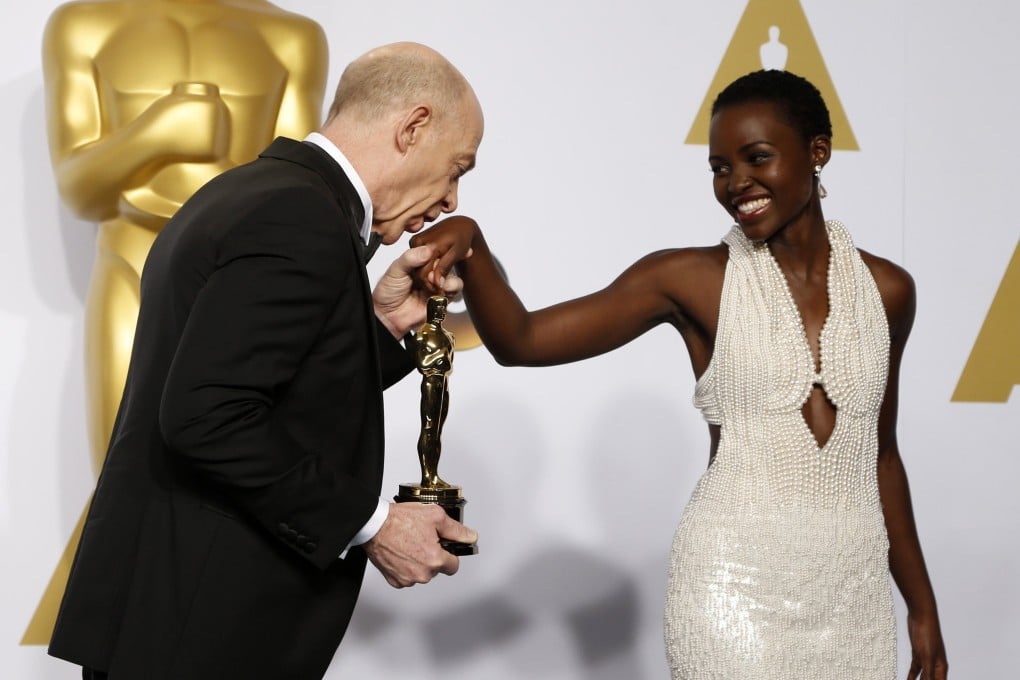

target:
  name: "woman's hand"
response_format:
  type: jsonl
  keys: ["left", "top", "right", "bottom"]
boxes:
{"left": 409, "top": 215, "right": 477, "bottom": 291}
{"left": 906, "top": 611, "right": 948, "bottom": 679}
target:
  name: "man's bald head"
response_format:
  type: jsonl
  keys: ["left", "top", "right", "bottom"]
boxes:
{"left": 325, "top": 42, "right": 474, "bottom": 130}
{"left": 321, "top": 42, "right": 483, "bottom": 246}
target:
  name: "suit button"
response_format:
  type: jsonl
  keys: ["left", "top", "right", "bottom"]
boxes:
{"left": 296, "top": 535, "right": 307, "bottom": 547}
{"left": 303, "top": 542, "right": 317, "bottom": 553}
{"left": 277, "top": 522, "right": 289, "bottom": 536}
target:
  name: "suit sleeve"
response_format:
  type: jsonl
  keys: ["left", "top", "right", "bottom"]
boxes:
{"left": 158, "top": 189, "right": 378, "bottom": 569}
{"left": 376, "top": 322, "right": 416, "bottom": 389}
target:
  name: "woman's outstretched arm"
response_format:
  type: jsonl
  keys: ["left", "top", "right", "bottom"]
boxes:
{"left": 411, "top": 216, "right": 712, "bottom": 367}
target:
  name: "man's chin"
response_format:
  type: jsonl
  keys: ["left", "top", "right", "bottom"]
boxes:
{"left": 369, "top": 224, "right": 400, "bottom": 245}
{"left": 372, "top": 216, "right": 426, "bottom": 243}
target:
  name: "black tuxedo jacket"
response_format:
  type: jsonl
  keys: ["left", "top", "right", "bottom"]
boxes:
{"left": 49, "top": 138, "right": 415, "bottom": 679}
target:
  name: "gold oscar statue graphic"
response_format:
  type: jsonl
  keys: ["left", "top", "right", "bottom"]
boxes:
{"left": 395, "top": 296, "right": 478, "bottom": 556}
{"left": 26, "top": 0, "right": 328, "bottom": 644}
{"left": 686, "top": 0, "right": 859, "bottom": 151}
{"left": 953, "top": 238, "right": 1020, "bottom": 403}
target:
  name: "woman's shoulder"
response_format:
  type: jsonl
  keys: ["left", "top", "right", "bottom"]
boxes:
{"left": 621, "top": 244, "right": 729, "bottom": 324}
{"left": 858, "top": 248, "right": 917, "bottom": 335}
{"left": 628, "top": 243, "right": 728, "bottom": 294}
{"left": 858, "top": 249, "right": 915, "bottom": 298}
{"left": 638, "top": 242, "right": 730, "bottom": 273}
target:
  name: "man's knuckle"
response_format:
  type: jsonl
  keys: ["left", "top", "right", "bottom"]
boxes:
{"left": 425, "top": 504, "right": 447, "bottom": 521}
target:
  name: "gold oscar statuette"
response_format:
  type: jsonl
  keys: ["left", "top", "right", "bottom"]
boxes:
{"left": 395, "top": 296, "right": 477, "bottom": 556}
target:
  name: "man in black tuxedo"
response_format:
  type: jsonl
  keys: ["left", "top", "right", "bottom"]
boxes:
{"left": 48, "top": 42, "right": 483, "bottom": 679}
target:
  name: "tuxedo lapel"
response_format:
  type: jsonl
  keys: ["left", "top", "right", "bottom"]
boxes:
{"left": 258, "top": 137, "right": 386, "bottom": 390}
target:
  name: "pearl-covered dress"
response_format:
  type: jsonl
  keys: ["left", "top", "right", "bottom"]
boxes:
{"left": 664, "top": 221, "right": 896, "bottom": 679}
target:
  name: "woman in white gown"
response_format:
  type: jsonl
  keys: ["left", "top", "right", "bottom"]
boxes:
{"left": 415, "top": 70, "right": 947, "bottom": 679}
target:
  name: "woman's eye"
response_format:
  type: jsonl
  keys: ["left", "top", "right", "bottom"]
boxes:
{"left": 749, "top": 152, "right": 772, "bottom": 164}
{"left": 710, "top": 165, "right": 729, "bottom": 176}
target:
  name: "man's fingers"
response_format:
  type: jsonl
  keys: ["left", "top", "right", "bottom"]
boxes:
{"left": 436, "top": 513, "right": 478, "bottom": 547}
{"left": 438, "top": 551, "right": 460, "bottom": 577}
{"left": 440, "top": 272, "right": 464, "bottom": 299}
{"left": 363, "top": 504, "right": 477, "bottom": 587}
{"left": 398, "top": 244, "right": 435, "bottom": 271}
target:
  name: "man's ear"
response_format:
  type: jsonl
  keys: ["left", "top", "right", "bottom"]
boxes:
{"left": 396, "top": 105, "right": 432, "bottom": 153}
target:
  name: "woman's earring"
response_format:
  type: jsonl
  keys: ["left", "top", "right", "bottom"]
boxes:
{"left": 814, "top": 164, "right": 828, "bottom": 199}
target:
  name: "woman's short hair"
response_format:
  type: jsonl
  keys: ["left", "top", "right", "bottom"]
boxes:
{"left": 712, "top": 70, "right": 832, "bottom": 141}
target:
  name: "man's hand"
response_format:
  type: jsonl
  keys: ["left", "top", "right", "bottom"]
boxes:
{"left": 373, "top": 245, "right": 464, "bottom": 338}
{"left": 362, "top": 502, "right": 478, "bottom": 588}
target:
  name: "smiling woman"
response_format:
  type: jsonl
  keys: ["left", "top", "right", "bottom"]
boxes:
{"left": 708, "top": 72, "right": 831, "bottom": 246}
{"left": 411, "top": 69, "right": 948, "bottom": 680}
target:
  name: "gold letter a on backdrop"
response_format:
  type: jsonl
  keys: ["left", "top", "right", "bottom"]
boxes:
{"left": 686, "top": 0, "right": 858, "bottom": 150}
{"left": 953, "top": 239, "right": 1020, "bottom": 403}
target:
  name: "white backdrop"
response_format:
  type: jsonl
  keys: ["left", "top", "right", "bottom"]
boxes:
{"left": 2, "top": 1, "right": 1016, "bottom": 677}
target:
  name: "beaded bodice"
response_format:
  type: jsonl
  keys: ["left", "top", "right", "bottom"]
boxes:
{"left": 692, "top": 220, "right": 890, "bottom": 510}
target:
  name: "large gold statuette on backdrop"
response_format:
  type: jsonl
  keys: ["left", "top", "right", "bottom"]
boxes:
{"left": 395, "top": 296, "right": 478, "bottom": 556}
{"left": 25, "top": 0, "right": 328, "bottom": 644}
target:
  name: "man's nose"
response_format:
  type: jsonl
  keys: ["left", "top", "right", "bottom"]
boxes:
{"left": 441, "top": 185, "right": 459, "bottom": 213}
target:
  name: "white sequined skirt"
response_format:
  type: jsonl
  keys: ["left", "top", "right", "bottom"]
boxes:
{"left": 664, "top": 502, "right": 896, "bottom": 679}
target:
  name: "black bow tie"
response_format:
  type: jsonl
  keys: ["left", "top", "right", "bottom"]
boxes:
{"left": 363, "top": 232, "right": 382, "bottom": 264}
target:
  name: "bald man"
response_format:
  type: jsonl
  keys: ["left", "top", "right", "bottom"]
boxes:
{"left": 48, "top": 42, "right": 483, "bottom": 680}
